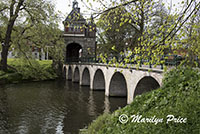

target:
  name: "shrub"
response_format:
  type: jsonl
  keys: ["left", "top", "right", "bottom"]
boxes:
{"left": 0, "top": 58, "right": 57, "bottom": 84}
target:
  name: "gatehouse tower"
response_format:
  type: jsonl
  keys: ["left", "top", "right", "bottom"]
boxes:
{"left": 63, "top": 0, "right": 96, "bottom": 62}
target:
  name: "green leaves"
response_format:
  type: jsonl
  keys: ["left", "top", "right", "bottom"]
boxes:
{"left": 0, "top": 58, "right": 57, "bottom": 83}
{"left": 0, "top": 0, "right": 64, "bottom": 70}
{"left": 95, "top": 0, "right": 200, "bottom": 69}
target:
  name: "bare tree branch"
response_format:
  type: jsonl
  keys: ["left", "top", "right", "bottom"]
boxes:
{"left": 162, "top": 0, "right": 195, "bottom": 42}
{"left": 170, "top": 2, "right": 200, "bottom": 39}
{"left": 93, "top": 0, "right": 138, "bottom": 18}
{"left": 0, "top": 6, "right": 8, "bottom": 13}
{"left": 10, "top": 0, "right": 16, "bottom": 17}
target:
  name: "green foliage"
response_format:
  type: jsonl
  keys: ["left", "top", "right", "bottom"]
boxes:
{"left": 96, "top": 7, "right": 134, "bottom": 55}
{"left": 0, "top": 0, "right": 64, "bottom": 71}
{"left": 14, "top": 59, "right": 56, "bottom": 80}
{"left": 0, "top": 58, "right": 57, "bottom": 84}
{"left": 94, "top": 0, "right": 200, "bottom": 68}
{"left": 81, "top": 113, "right": 111, "bottom": 134}
{"left": 83, "top": 67, "right": 200, "bottom": 134}
{"left": 0, "top": 70, "right": 5, "bottom": 76}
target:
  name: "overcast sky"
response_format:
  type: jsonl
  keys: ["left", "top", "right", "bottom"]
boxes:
{"left": 55, "top": 0, "right": 183, "bottom": 14}
{"left": 54, "top": 0, "right": 183, "bottom": 29}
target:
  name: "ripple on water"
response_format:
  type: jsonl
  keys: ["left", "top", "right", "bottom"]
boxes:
{"left": 0, "top": 80, "right": 127, "bottom": 133}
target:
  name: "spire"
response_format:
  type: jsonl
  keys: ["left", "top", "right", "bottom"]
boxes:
{"left": 90, "top": 15, "right": 94, "bottom": 23}
{"left": 73, "top": 0, "right": 78, "bottom": 9}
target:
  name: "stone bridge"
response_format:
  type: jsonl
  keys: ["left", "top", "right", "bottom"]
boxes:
{"left": 63, "top": 63, "right": 164, "bottom": 104}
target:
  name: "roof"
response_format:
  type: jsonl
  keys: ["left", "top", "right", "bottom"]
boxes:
{"left": 64, "top": 0, "right": 86, "bottom": 23}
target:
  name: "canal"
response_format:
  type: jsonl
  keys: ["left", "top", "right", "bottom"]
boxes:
{"left": 0, "top": 80, "right": 126, "bottom": 134}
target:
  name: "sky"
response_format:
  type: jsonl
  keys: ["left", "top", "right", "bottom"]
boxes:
{"left": 54, "top": 0, "right": 183, "bottom": 29}
{"left": 54, "top": 0, "right": 97, "bottom": 20}
{"left": 54, "top": 0, "right": 183, "bottom": 15}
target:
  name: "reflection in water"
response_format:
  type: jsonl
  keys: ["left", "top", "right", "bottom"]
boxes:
{"left": 104, "top": 96, "right": 110, "bottom": 113}
{"left": 88, "top": 90, "right": 96, "bottom": 117}
{"left": 0, "top": 80, "right": 126, "bottom": 133}
{"left": 0, "top": 87, "right": 9, "bottom": 134}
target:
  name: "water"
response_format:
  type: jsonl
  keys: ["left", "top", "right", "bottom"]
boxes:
{"left": 0, "top": 80, "right": 126, "bottom": 134}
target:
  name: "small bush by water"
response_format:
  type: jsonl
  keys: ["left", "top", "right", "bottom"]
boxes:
{"left": 0, "top": 58, "right": 57, "bottom": 84}
{"left": 82, "top": 67, "right": 200, "bottom": 134}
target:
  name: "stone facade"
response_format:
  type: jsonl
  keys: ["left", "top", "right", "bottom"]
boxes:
{"left": 63, "top": 36, "right": 96, "bottom": 60}
{"left": 63, "top": 0, "right": 96, "bottom": 62}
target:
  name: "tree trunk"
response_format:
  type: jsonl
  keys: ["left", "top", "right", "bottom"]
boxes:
{"left": 0, "top": 21, "right": 14, "bottom": 71}
{"left": 0, "top": 0, "right": 24, "bottom": 71}
{"left": 0, "top": 45, "right": 9, "bottom": 71}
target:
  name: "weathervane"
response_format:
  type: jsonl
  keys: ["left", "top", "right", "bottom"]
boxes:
{"left": 73, "top": 0, "right": 78, "bottom": 9}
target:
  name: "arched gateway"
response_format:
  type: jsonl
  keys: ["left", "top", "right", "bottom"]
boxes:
{"left": 66, "top": 43, "right": 82, "bottom": 62}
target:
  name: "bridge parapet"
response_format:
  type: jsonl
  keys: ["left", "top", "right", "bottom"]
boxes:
{"left": 65, "top": 54, "right": 187, "bottom": 70}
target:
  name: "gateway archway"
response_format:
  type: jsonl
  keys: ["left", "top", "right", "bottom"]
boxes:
{"left": 66, "top": 43, "right": 82, "bottom": 62}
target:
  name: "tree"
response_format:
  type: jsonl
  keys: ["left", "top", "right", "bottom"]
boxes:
{"left": 180, "top": 1, "right": 200, "bottom": 65}
{"left": 0, "top": 0, "right": 63, "bottom": 71}
{"left": 90, "top": 0, "right": 200, "bottom": 67}
{"left": 96, "top": 7, "right": 135, "bottom": 56}
{"left": 11, "top": 20, "right": 64, "bottom": 68}
{"left": 95, "top": 0, "right": 171, "bottom": 63}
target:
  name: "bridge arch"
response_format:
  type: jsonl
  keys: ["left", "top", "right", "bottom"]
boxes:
{"left": 73, "top": 66, "right": 80, "bottom": 82}
{"left": 134, "top": 76, "right": 160, "bottom": 98}
{"left": 81, "top": 67, "right": 90, "bottom": 86}
{"left": 68, "top": 66, "right": 72, "bottom": 80}
{"left": 66, "top": 43, "right": 82, "bottom": 62}
{"left": 93, "top": 69, "right": 105, "bottom": 90}
{"left": 109, "top": 72, "right": 127, "bottom": 97}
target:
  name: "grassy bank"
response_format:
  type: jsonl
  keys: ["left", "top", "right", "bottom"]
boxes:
{"left": 0, "top": 58, "right": 57, "bottom": 84}
{"left": 82, "top": 67, "right": 200, "bottom": 134}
